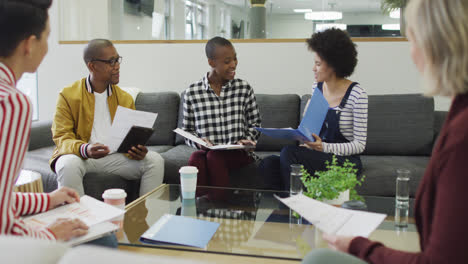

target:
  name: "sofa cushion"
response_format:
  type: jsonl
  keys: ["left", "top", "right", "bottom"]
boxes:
{"left": 23, "top": 146, "right": 57, "bottom": 193}
{"left": 29, "top": 120, "right": 54, "bottom": 151}
{"left": 365, "top": 94, "right": 434, "bottom": 155}
{"left": 160, "top": 145, "right": 195, "bottom": 184}
{"left": 301, "top": 93, "right": 434, "bottom": 155}
{"left": 135, "top": 92, "right": 180, "bottom": 146}
{"left": 357, "top": 155, "right": 430, "bottom": 197}
{"left": 255, "top": 94, "right": 301, "bottom": 151}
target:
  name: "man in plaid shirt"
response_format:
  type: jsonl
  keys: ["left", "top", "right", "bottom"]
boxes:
{"left": 182, "top": 36, "right": 261, "bottom": 191}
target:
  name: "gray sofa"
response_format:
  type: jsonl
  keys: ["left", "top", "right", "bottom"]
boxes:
{"left": 24, "top": 92, "right": 446, "bottom": 201}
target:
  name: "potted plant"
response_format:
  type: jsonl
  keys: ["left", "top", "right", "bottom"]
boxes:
{"left": 300, "top": 155, "right": 365, "bottom": 206}
{"left": 381, "top": 0, "right": 408, "bottom": 36}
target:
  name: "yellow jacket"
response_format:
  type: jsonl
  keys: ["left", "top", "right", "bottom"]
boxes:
{"left": 49, "top": 77, "right": 135, "bottom": 171}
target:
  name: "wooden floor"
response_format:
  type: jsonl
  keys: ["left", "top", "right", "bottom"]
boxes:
{"left": 119, "top": 245, "right": 300, "bottom": 264}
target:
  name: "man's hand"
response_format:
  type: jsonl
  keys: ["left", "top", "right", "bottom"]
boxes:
{"left": 128, "top": 145, "right": 148, "bottom": 160}
{"left": 49, "top": 187, "right": 80, "bottom": 210}
{"left": 301, "top": 133, "right": 324, "bottom": 152}
{"left": 237, "top": 139, "right": 256, "bottom": 152}
{"left": 86, "top": 143, "right": 110, "bottom": 159}
{"left": 48, "top": 218, "right": 89, "bottom": 241}
{"left": 322, "top": 233, "right": 355, "bottom": 253}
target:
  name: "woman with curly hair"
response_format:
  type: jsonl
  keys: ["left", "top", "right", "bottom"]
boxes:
{"left": 259, "top": 28, "right": 368, "bottom": 191}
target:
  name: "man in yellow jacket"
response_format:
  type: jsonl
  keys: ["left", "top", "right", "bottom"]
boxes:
{"left": 50, "top": 39, "right": 164, "bottom": 196}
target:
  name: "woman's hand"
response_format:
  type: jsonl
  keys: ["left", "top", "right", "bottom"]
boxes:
{"left": 48, "top": 218, "right": 89, "bottom": 241}
{"left": 49, "top": 187, "right": 80, "bottom": 210}
{"left": 322, "top": 233, "right": 355, "bottom": 253}
{"left": 301, "top": 133, "right": 324, "bottom": 152}
{"left": 197, "top": 138, "right": 213, "bottom": 150}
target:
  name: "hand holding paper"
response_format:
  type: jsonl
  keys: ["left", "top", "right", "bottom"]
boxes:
{"left": 256, "top": 89, "right": 329, "bottom": 142}
{"left": 174, "top": 128, "right": 255, "bottom": 150}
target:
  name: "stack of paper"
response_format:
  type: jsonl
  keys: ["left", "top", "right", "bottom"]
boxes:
{"left": 276, "top": 194, "right": 386, "bottom": 237}
{"left": 104, "top": 106, "right": 158, "bottom": 152}
{"left": 23, "top": 196, "right": 125, "bottom": 246}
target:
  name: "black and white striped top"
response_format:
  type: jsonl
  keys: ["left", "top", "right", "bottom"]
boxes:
{"left": 182, "top": 73, "right": 261, "bottom": 148}
{"left": 309, "top": 83, "right": 368, "bottom": 156}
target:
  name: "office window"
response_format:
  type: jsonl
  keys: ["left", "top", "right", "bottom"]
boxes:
{"left": 185, "top": 0, "right": 206, "bottom": 40}
{"left": 17, "top": 72, "right": 39, "bottom": 121}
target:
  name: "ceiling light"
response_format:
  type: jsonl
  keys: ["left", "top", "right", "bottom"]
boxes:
{"left": 315, "top": 23, "right": 347, "bottom": 32}
{"left": 382, "top": 24, "right": 400, "bottom": 30}
{"left": 294, "top": 9, "right": 312, "bottom": 13}
{"left": 304, "top": 11, "right": 343, "bottom": 21}
{"left": 390, "top": 9, "right": 400, "bottom": 19}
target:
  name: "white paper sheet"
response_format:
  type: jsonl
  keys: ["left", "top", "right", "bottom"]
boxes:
{"left": 104, "top": 106, "right": 158, "bottom": 152}
{"left": 23, "top": 196, "right": 125, "bottom": 245}
{"left": 173, "top": 128, "right": 254, "bottom": 150}
{"left": 276, "top": 194, "right": 386, "bottom": 237}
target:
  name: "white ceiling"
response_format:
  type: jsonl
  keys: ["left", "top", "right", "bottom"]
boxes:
{"left": 221, "top": 0, "right": 383, "bottom": 14}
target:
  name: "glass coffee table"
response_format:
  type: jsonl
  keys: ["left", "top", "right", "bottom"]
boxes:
{"left": 119, "top": 184, "right": 419, "bottom": 261}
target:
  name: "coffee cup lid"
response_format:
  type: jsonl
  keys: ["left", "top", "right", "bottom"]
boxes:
{"left": 102, "top": 188, "right": 127, "bottom": 199}
{"left": 179, "top": 166, "right": 198, "bottom": 174}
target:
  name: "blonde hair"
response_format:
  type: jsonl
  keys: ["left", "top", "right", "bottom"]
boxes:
{"left": 405, "top": 0, "right": 468, "bottom": 96}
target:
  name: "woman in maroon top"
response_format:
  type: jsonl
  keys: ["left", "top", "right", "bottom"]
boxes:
{"left": 302, "top": 0, "right": 468, "bottom": 263}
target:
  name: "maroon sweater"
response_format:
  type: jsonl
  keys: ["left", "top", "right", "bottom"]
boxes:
{"left": 349, "top": 93, "right": 468, "bottom": 263}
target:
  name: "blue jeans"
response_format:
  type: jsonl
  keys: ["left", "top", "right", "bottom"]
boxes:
{"left": 259, "top": 145, "right": 362, "bottom": 191}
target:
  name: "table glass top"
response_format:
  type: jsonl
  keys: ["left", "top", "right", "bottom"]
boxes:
{"left": 119, "top": 184, "right": 419, "bottom": 260}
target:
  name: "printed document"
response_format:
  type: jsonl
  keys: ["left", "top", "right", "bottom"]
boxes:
{"left": 23, "top": 195, "right": 125, "bottom": 246}
{"left": 276, "top": 194, "right": 386, "bottom": 237}
{"left": 174, "top": 128, "right": 255, "bottom": 150}
{"left": 104, "top": 106, "right": 158, "bottom": 152}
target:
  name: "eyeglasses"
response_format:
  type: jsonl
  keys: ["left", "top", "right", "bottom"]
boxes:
{"left": 91, "top": 56, "right": 123, "bottom": 67}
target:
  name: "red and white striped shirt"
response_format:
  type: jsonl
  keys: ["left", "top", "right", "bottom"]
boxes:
{"left": 0, "top": 62, "right": 55, "bottom": 240}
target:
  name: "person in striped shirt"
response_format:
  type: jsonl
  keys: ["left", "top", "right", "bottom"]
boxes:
{"left": 0, "top": 0, "right": 88, "bottom": 241}
{"left": 259, "top": 28, "right": 368, "bottom": 191}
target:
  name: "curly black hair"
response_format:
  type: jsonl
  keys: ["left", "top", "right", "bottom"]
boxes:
{"left": 306, "top": 28, "right": 357, "bottom": 78}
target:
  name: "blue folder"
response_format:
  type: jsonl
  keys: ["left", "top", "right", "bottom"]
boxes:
{"left": 256, "top": 89, "right": 329, "bottom": 142}
{"left": 140, "top": 214, "right": 220, "bottom": 248}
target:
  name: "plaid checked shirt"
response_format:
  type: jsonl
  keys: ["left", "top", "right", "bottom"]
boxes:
{"left": 182, "top": 73, "right": 261, "bottom": 149}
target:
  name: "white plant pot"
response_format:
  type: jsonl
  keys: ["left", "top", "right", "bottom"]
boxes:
{"left": 323, "top": 189, "right": 350, "bottom": 206}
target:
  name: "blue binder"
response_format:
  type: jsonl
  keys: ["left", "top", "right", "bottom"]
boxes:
{"left": 140, "top": 214, "right": 220, "bottom": 248}
{"left": 256, "top": 89, "right": 329, "bottom": 142}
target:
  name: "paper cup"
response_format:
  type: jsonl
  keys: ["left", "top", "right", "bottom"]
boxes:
{"left": 179, "top": 166, "right": 198, "bottom": 199}
{"left": 102, "top": 188, "right": 127, "bottom": 227}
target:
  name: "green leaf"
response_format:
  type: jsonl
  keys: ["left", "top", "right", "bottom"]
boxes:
{"left": 300, "top": 155, "right": 365, "bottom": 202}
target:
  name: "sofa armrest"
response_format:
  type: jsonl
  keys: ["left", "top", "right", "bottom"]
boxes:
{"left": 29, "top": 120, "right": 54, "bottom": 151}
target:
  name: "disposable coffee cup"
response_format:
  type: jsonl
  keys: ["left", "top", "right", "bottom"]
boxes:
{"left": 179, "top": 166, "right": 198, "bottom": 199}
{"left": 102, "top": 188, "right": 127, "bottom": 228}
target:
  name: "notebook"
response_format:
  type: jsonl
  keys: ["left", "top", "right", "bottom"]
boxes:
{"left": 140, "top": 214, "right": 220, "bottom": 248}
{"left": 255, "top": 88, "right": 329, "bottom": 142}
{"left": 117, "top": 125, "right": 155, "bottom": 153}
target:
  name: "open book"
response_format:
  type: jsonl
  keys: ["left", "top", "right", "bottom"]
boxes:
{"left": 174, "top": 128, "right": 255, "bottom": 150}
{"left": 103, "top": 106, "right": 158, "bottom": 153}
{"left": 276, "top": 194, "right": 386, "bottom": 237}
{"left": 23, "top": 195, "right": 125, "bottom": 246}
{"left": 256, "top": 88, "right": 329, "bottom": 142}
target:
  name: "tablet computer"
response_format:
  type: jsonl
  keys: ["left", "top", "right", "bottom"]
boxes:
{"left": 117, "top": 126, "right": 155, "bottom": 153}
